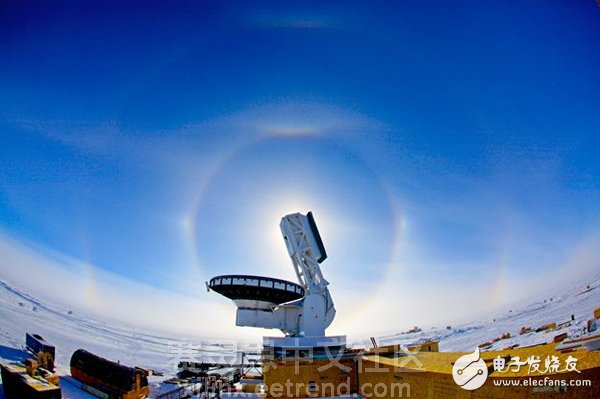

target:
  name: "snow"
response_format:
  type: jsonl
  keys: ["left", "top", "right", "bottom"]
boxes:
{"left": 1, "top": 274, "right": 599, "bottom": 398}
{"left": 58, "top": 377, "right": 97, "bottom": 399}
{"left": 372, "top": 274, "right": 600, "bottom": 352}
{"left": 0, "top": 278, "right": 246, "bottom": 398}
{"left": 0, "top": 279, "right": 179, "bottom": 376}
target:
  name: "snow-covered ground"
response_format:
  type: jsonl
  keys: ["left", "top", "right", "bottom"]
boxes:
{"left": 0, "top": 278, "right": 248, "bottom": 398}
{"left": 373, "top": 274, "right": 600, "bottom": 352}
{"left": 1, "top": 274, "right": 599, "bottom": 398}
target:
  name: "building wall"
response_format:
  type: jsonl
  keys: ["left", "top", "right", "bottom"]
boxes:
{"left": 263, "top": 344, "right": 600, "bottom": 399}
{"left": 263, "top": 357, "right": 358, "bottom": 398}
{"left": 359, "top": 357, "right": 600, "bottom": 399}
{"left": 71, "top": 368, "right": 149, "bottom": 399}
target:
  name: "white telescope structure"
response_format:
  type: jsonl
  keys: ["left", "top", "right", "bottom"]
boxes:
{"left": 208, "top": 212, "right": 344, "bottom": 348}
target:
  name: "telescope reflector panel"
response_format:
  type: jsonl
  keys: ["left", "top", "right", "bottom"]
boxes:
{"left": 307, "top": 211, "right": 327, "bottom": 263}
{"left": 208, "top": 275, "right": 305, "bottom": 305}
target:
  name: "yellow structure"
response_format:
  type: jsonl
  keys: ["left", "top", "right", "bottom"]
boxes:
{"left": 263, "top": 342, "right": 600, "bottom": 398}
{"left": 0, "top": 361, "right": 61, "bottom": 399}
{"left": 367, "top": 341, "right": 439, "bottom": 356}
{"left": 537, "top": 322, "right": 557, "bottom": 332}
{"left": 238, "top": 375, "right": 266, "bottom": 393}
{"left": 359, "top": 343, "right": 600, "bottom": 398}
{"left": 263, "top": 353, "right": 359, "bottom": 398}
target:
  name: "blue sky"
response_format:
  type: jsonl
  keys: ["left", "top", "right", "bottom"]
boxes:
{"left": 0, "top": 1, "right": 599, "bottom": 338}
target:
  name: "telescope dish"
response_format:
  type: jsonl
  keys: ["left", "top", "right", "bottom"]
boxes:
{"left": 208, "top": 275, "right": 304, "bottom": 306}
{"left": 207, "top": 211, "right": 336, "bottom": 338}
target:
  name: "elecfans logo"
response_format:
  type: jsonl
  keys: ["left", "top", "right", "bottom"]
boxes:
{"left": 452, "top": 348, "right": 489, "bottom": 390}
